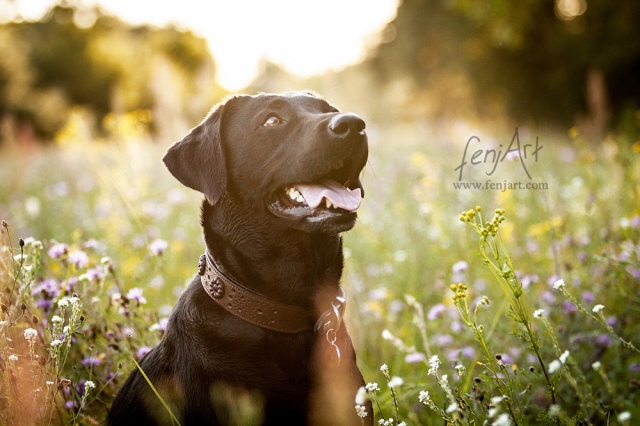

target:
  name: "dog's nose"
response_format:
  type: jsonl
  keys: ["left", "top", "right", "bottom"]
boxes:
{"left": 329, "top": 113, "right": 365, "bottom": 138}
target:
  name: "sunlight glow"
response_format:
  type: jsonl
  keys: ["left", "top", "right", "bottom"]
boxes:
{"left": 4, "top": 0, "right": 399, "bottom": 90}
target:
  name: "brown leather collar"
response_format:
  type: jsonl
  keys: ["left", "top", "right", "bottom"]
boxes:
{"left": 198, "top": 253, "right": 346, "bottom": 335}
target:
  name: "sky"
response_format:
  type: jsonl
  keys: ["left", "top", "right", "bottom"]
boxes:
{"left": 2, "top": 0, "right": 399, "bottom": 90}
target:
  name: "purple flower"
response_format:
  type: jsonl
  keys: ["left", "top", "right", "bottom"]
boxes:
{"left": 68, "top": 250, "right": 89, "bottom": 268}
{"left": 627, "top": 265, "right": 640, "bottom": 279}
{"left": 35, "top": 299, "right": 54, "bottom": 312}
{"left": 65, "top": 277, "right": 78, "bottom": 292}
{"left": 582, "top": 291, "right": 595, "bottom": 303}
{"left": 606, "top": 316, "right": 617, "bottom": 326}
{"left": 32, "top": 278, "right": 60, "bottom": 298}
{"left": 541, "top": 291, "right": 556, "bottom": 304}
{"left": 148, "top": 239, "right": 169, "bottom": 256}
{"left": 596, "top": 334, "right": 613, "bottom": 347}
{"left": 48, "top": 243, "right": 69, "bottom": 259}
{"left": 461, "top": 346, "right": 476, "bottom": 358}
{"left": 126, "top": 287, "right": 147, "bottom": 305}
{"left": 427, "top": 303, "right": 446, "bottom": 320}
{"left": 631, "top": 216, "right": 640, "bottom": 229}
{"left": 82, "top": 356, "right": 102, "bottom": 367}
{"left": 563, "top": 300, "right": 577, "bottom": 313}
{"left": 433, "top": 333, "right": 453, "bottom": 347}
{"left": 136, "top": 346, "right": 152, "bottom": 359}
{"left": 405, "top": 352, "right": 426, "bottom": 363}
{"left": 629, "top": 363, "right": 640, "bottom": 372}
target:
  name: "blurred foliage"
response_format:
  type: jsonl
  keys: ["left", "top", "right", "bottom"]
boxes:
{"left": 366, "top": 0, "right": 640, "bottom": 133}
{"left": 0, "top": 3, "right": 221, "bottom": 141}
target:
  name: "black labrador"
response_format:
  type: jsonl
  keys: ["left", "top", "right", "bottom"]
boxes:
{"left": 106, "top": 92, "right": 373, "bottom": 426}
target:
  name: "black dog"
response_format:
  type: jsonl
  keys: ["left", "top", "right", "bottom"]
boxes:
{"left": 106, "top": 92, "right": 373, "bottom": 425}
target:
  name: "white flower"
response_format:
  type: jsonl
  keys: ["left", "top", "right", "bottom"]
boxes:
{"left": 58, "top": 299, "right": 69, "bottom": 308}
{"left": 63, "top": 325, "right": 70, "bottom": 334}
{"left": 100, "top": 256, "right": 111, "bottom": 265}
{"left": 559, "top": 350, "right": 570, "bottom": 364}
{"left": 548, "top": 360, "right": 562, "bottom": 374}
{"left": 455, "top": 364, "right": 466, "bottom": 376}
{"left": 45, "top": 381, "right": 54, "bottom": 386}
{"left": 24, "top": 328, "right": 38, "bottom": 342}
{"left": 355, "top": 405, "right": 368, "bottom": 418}
{"left": 591, "top": 361, "right": 602, "bottom": 371}
{"left": 533, "top": 309, "right": 545, "bottom": 318}
{"left": 398, "top": 423, "right": 407, "bottom": 426}
{"left": 548, "top": 404, "right": 560, "bottom": 417}
{"left": 365, "top": 382, "right": 380, "bottom": 393}
{"left": 418, "top": 390, "right": 430, "bottom": 404}
{"left": 8, "top": 354, "right": 18, "bottom": 362}
{"left": 381, "top": 329, "right": 393, "bottom": 340}
{"left": 380, "top": 364, "right": 389, "bottom": 375}
{"left": 446, "top": 402, "right": 458, "bottom": 413}
{"left": 355, "top": 386, "right": 366, "bottom": 404}
{"left": 488, "top": 408, "right": 498, "bottom": 418}
{"left": 51, "top": 315, "right": 63, "bottom": 323}
{"left": 50, "top": 339, "right": 63, "bottom": 347}
{"left": 427, "top": 354, "right": 440, "bottom": 375}
{"left": 388, "top": 376, "right": 403, "bottom": 388}
{"left": 69, "top": 296, "right": 81, "bottom": 306}
{"left": 552, "top": 279, "right": 565, "bottom": 289}
{"left": 84, "top": 380, "right": 96, "bottom": 391}
{"left": 618, "top": 412, "right": 631, "bottom": 422}
{"left": 592, "top": 304, "right": 604, "bottom": 313}
{"left": 492, "top": 413, "right": 511, "bottom": 426}
{"left": 491, "top": 395, "right": 504, "bottom": 404}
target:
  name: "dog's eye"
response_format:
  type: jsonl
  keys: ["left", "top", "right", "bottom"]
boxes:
{"left": 263, "top": 115, "right": 282, "bottom": 127}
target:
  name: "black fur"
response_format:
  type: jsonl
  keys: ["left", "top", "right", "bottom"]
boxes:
{"left": 106, "top": 92, "right": 372, "bottom": 426}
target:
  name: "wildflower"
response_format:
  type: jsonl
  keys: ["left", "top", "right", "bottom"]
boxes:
{"left": 380, "top": 364, "right": 389, "bottom": 375}
{"left": 355, "top": 405, "right": 368, "bottom": 418}
{"left": 82, "top": 356, "right": 102, "bottom": 367}
{"left": 388, "top": 376, "right": 403, "bottom": 388}
{"left": 552, "top": 279, "right": 565, "bottom": 289}
{"left": 8, "top": 354, "right": 18, "bottom": 362}
{"left": 51, "top": 339, "right": 63, "bottom": 347}
{"left": 427, "top": 354, "right": 440, "bottom": 375}
{"left": 548, "top": 360, "right": 562, "bottom": 374}
{"left": 548, "top": 405, "right": 560, "bottom": 417}
{"left": 591, "top": 361, "right": 601, "bottom": 371}
{"left": 488, "top": 408, "right": 498, "bottom": 418}
{"left": 446, "top": 402, "right": 458, "bottom": 413}
{"left": 68, "top": 250, "right": 89, "bottom": 268}
{"left": 381, "top": 329, "right": 393, "bottom": 340}
{"left": 559, "top": 350, "right": 570, "bottom": 364}
{"left": 355, "top": 386, "right": 366, "bottom": 404}
{"left": 405, "top": 352, "right": 426, "bottom": 363}
{"left": 148, "top": 239, "right": 169, "bottom": 256}
{"left": 46, "top": 381, "right": 54, "bottom": 386}
{"left": 533, "top": 309, "right": 545, "bottom": 318}
{"left": 618, "top": 412, "right": 631, "bottom": 422}
{"left": 126, "top": 287, "right": 147, "bottom": 305}
{"left": 455, "top": 364, "right": 466, "bottom": 376}
{"left": 592, "top": 304, "right": 604, "bottom": 313}
{"left": 492, "top": 413, "right": 511, "bottom": 426}
{"left": 491, "top": 395, "right": 504, "bottom": 404}
{"left": 52, "top": 315, "right": 63, "bottom": 323}
{"left": 365, "top": 382, "right": 380, "bottom": 393}
{"left": 84, "top": 380, "right": 96, "bottom": 391}
{"left": 418, "top": 390, "right": 431, "bottom": 404}
{"left": 48, "top": 243, "right": 69, "bottom": 258}
{"left": 452, "top": 260, "right": 468, "bottom": 273}
{"left": 58, "top": 299, "right": 69, "bottom": 308}
{"left": 100, "top": 256, "right": 111, "bottom": 265}
{"left": 24, "top": 328, "right": 38, "bottom": 343}
{"left": 427, "top": 303, "right": 446, "bottom": 320}
{"left": 136, "top": 346, "right": 152, "bottom": 359}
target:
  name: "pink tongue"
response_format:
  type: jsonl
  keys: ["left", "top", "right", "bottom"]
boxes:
{"left": 297, "top": 179, "right": 362, "bottom": 212}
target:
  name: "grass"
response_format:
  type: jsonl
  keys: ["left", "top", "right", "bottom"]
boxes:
{"left": 0, "top": 120, "right": 639, "bottom": 425}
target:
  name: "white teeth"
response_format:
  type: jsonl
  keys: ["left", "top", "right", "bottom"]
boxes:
{"left": 287, "top": 187, "right": 306, "bottom": 204}
{"left": 325, "top": 199, "right": 333, "bottom": 209}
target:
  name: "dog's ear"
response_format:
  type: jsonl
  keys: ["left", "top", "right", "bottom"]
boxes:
{"left": 163, "top": 103, "right": 227, "bottom": 206}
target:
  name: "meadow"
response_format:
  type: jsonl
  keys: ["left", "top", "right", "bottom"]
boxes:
{"left": 0, "top": 115, "right": 639, "bottom": 425}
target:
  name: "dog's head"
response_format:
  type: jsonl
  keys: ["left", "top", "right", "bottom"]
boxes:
{"left": 163, "top": 92, "right": 368, "bottom": 234}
